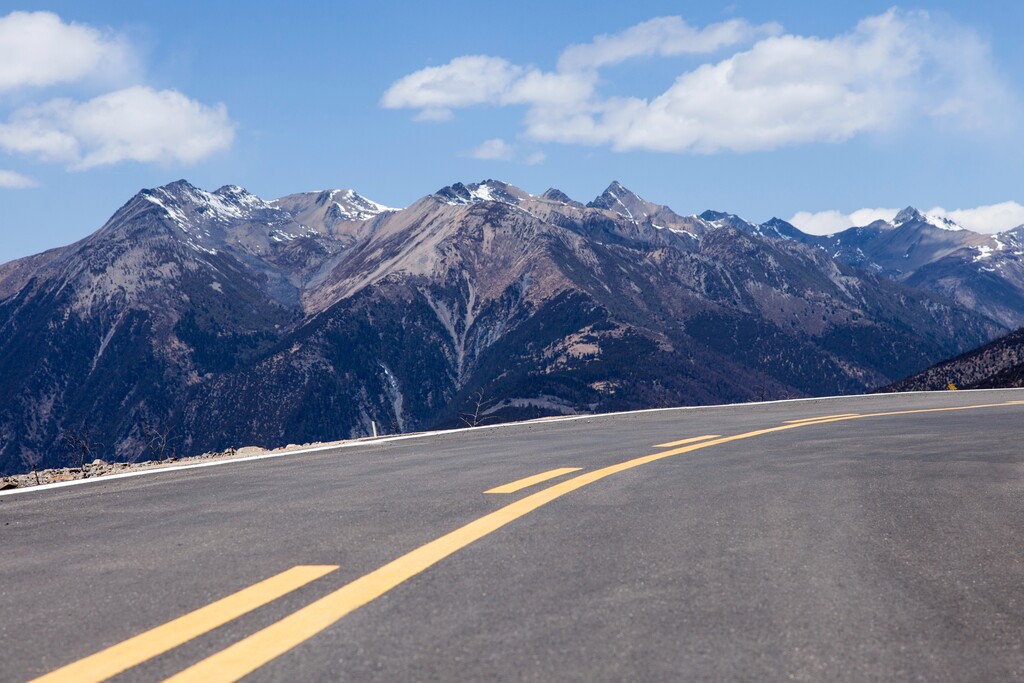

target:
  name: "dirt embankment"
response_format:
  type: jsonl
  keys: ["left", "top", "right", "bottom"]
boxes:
{"left": 0, "top": 440, "right": 350, "bottom": 492}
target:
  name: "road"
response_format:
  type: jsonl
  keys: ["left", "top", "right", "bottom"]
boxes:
{"left": 2, "top": 389, "right": 1024, "bottom": 682}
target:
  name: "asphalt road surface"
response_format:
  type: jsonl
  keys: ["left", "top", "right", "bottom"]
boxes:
{"left": 3, "top": 389, "right": 1024, "bottom": 682}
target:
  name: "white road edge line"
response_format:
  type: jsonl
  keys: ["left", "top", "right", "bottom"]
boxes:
{"left": 3, "top": 387, "right": 1020, "bottom": 499}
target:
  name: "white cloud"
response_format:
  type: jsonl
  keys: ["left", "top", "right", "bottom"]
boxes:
{"left": 790, "top": 202, "right": 1024, "bottom": 235}
{"left": 0, "top": 11, "right": 135, "bottom": 91}
{"left": 469, "top": 139, "right": 548, "bottom": 165}
{"left": 504, "top": 70, "right": 596, "bottom": 108}
{"left": 382, "top": 55, "right": 596, "bottom": 114}
{"left": 0, "top": 102, "right": 80, "bottom": 162}
{"left": 0, "top": 87, "right": 235, "bottom": 169}
{"left": 557, "top": 16, "right": 780, "bottom": 72}
{"left": 927, "top": 202, "right": 1024, "bottom": 232}
{"left": 383, "top": 10, "right": 1015, "bottom": 155}
{"left": 413, "top": 108, "right": 453, "bottom": 122}
{"left": 0, "top": 12, "right": 234, "bottom": 172}
{"left": 789, "top": 208, "right": 898, "bottom": 235}
{"left": 471, "top": 138, "right": 514, "bottom": 161}
{"left": 0, "top": 169, "right": 37, "bottom": 188}
{"left": 381, "top": 56, "right": 528, "bottom": 110}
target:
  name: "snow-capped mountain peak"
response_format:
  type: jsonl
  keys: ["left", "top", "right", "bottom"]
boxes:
{"left": 433, "top": 180, "right": 527, "bottom": 206}
{"left": 143, "top": 180, "right": 272, "bottom": 226}
{"left": 698, "top": 210, "right": 757, "bottom": 232}
{"left": 134, "top": 181, "right": 292, "bottom": 255}
{"left": 324, "top": 189, "right": 396, "bottom": 220}
{"left": 891, "top": 206, "right": 965, "bottom": 232}
{"left": 269, "top": 188, "right": 396, "bottom": 222}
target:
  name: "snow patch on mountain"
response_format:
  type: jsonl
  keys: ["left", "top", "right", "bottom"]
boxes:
{"left": 604, "top": 186, "right": 643, "bottom": 220}
{"left": 326, "top": 189, "right": 397, "bottom": 220}
{"left": 891, "top": 206, "right": 966, "bottom": 232}
{"left": 433, "top": 180, "right": 525, "bottom": 207}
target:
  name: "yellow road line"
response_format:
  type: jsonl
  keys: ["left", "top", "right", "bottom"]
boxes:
{"left": 485, "top": 467, "right": 582, "bottom": 494}
{"left": 28, "top": 565, "right": 338, "bottom": 683}
{"left": 37, "top": 399, "right": 1022, "bottom": 683}
{"left": 159, "top": 399, "right": 1023, "bottom": 683}
{"left": 653, "top": 434, "right": 720, "bottom": 448}
{"left": 784, "top": 413, "right": 860, "bottom": 424}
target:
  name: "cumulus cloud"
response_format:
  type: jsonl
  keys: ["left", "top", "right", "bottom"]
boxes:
{"left": 0, "top": 169, "right": 37, "bottom": 188}
{"left": 0, "top": 87, "right": 235, "bottom": 169}
{"left": 791, "top": 202, "right": 1024, "bottom": 235}
{"left": 383, "top": 10, "right": 1015, "bottom": 155}
{"left": 471, "top": 138, "right": 514, "bottom": 161}
{"left": 0, "top": 11, "right": 136, "bottom": 91}
{"left": 0, "top": 11, "right": 235, "bottom": 176}
{"left": 927, "top": 202, "right": 1024, "bottom": 232}
{"left": 382, "top": 56, "right": 525, "bottom": 111}
{"left": 789, "top": 208, "right": 898, "bottom": 234}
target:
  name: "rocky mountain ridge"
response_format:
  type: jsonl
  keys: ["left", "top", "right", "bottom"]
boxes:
{"left": 0, "top": 178, "right": 1019, "bottom": 473}
{"left": 882, "top": 326, "right": 1024, "bottom": 392}
{"left": 807, "top": 208, "right": 1024, "bottom": 328}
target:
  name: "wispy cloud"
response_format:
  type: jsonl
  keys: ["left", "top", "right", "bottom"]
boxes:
{"left": 0, "top": 169, "right": 37, "bottom": 188}
{"left": 471, "top": 138, "right": 514, "bottom": 161}
{"left": 556, "top": 16, "right": 780, "bottom": 71}
{"left": 468, "top": 138, "right": 546, "bottom": 165}
{"left": 383, "top": 10, "right": 1015, "bottom": 155}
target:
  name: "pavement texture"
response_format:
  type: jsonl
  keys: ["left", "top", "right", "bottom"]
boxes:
{"left": 2, "top": 389, "right": 1023, "bottom": 682}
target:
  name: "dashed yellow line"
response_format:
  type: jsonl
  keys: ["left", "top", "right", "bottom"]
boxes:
{"left": 653, "top": 434, "right": 720, "bottom": 448}
{"left": 485, "top": 467, "right": 582, "bottom": 494}
{"left": 28, "top": 565, "right": 338, "bottom": 683}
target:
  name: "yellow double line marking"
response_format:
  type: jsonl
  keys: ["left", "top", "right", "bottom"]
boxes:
{"left": 654, "top": 434, "right": 720, "bottom": 448}
{"left": 784, "top": 413, "right": 860, "bottom": 424}
{"left": 31, "top": 399, "right": 1023, "bottom": 682}
{"left": 30, "top": 565, "right": 337, "bottom": 683}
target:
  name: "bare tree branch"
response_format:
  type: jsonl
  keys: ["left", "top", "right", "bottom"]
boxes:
{"left": 459, "top": 390, "right": 497, "bottom": 428}
{"left": 19, "top": 448, "right": 42, "bottom": 485}
{"left": 59, "top": 422, "right": 103, "bottom": 476}
{"left": 141, "top": 419, "right": 178, "bottom": 462}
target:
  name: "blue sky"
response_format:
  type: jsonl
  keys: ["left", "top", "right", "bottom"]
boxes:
{"left": 2, "top": 1, "right": 1024, "bottom": 262}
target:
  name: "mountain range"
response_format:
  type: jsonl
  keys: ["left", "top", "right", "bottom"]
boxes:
{"left": 2, "top": 178, "right": 1022, "bottom": 473}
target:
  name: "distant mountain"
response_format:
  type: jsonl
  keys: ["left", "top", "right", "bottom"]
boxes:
{"left": 810, "top": 208, "right": 1024, "bottom": 328}
{"left": 882, "top": 326, "right": 1024, "bottom": 392}
{"left": 0, "top": 179, "right": 1011, "bottom": 473}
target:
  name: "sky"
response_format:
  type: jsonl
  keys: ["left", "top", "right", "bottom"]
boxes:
{"left": 2, "top": 1, "right": 1024, "bottom": 262}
